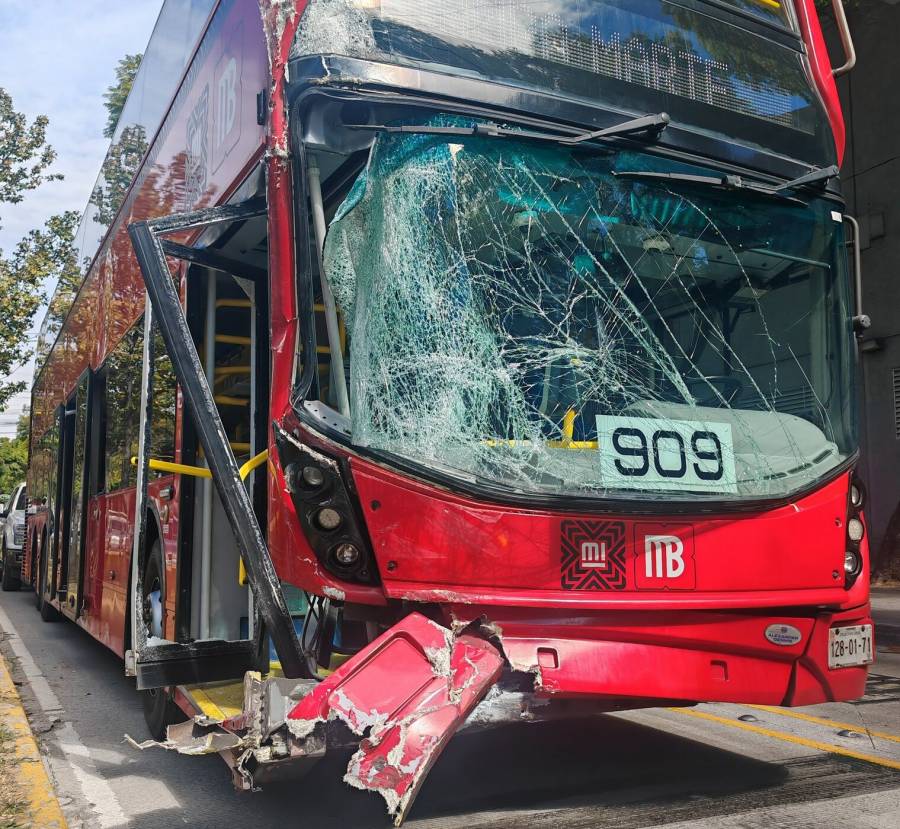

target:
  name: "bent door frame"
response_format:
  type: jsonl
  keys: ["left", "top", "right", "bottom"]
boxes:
{"left": 126, "top": 199, "right": 306, "bottom": 689}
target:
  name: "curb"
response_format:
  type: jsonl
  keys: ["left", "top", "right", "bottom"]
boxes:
{"left": 0, "top": 650, "right": 68, "bottom": 829}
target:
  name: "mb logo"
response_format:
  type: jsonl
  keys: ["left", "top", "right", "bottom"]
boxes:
{"left": 634, "top": 525, "right": 696, "bottom": 589}
{"left": 644, "top": 535, "right": 685, "bottom": 578}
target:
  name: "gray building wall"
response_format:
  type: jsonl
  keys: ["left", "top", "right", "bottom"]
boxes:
{"left": 828, "top": 1, "right": 900, "bottom": 576}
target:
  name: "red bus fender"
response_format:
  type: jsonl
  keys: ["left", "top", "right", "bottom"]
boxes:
{"left": 286, "top": 613, "right": 503, "bottom": 825}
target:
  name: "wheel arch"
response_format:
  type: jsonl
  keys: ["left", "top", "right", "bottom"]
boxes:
{"left": 124, "top": 503, "right": 166, "bottom": 656}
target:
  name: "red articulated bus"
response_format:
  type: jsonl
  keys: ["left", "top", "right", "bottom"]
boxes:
{"left": 24, "top": 0, "right": 869, "bottom": 821}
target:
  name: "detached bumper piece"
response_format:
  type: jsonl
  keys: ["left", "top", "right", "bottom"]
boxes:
{"left": 131, "top": 614, "right": 503, "bottom": 825}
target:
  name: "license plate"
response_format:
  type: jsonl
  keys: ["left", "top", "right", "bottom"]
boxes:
{"left": 596, "top": 415, "right": 737, "bottom": 494}
{"left": 828, "top": 624, "right": 874, "bottom": 669}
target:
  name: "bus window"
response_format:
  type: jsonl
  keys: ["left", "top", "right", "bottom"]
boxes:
{"left": 102, "top": 322, "right": 178, "bottom": 491}
{"left": 150, "top": 326, "right": 177, "bottom": 465}
{"left": 104, "top": 328, "right": 142, "bottom": 491}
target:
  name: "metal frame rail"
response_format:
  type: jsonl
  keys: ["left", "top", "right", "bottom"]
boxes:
{"left": 127, "top": 199, "right": 306, "bottom": 689}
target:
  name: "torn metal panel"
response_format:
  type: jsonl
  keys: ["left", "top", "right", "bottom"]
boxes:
{"left": 287, "top": 613, "right": 502, "bottom": 824}
{"left": 127, "top": 717, "right": 246, "bottom": 756}
{"left": 258, "top": 0, "right": 305, "bottom": 155}
{"left": 129, "top": 613, "right": 502, "bottom": 821}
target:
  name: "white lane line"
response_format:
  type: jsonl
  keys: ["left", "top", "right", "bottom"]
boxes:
{"left": 0, "top": 603, "right": 130, "bottom": 828}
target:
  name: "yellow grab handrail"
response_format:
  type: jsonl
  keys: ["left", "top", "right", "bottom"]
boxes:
{"left": 130, "top": 449, "right": 268, "bottom": 482}
{"left": 131, "top": 457, "right": 211, "bottom": 479}
{"left": 238, "top": 449, "right": 268, "bottom": 481}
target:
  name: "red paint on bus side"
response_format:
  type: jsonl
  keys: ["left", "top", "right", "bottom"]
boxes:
{"left": 28, "top": 0, "right": 269, "bottom": 650}
{"left": 794, "top": 0, "right": 847, "bottom": 163}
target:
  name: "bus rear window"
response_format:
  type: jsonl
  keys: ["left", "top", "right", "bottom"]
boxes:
{"left": 293, "top": 0, "right": 833, "bottom": 164}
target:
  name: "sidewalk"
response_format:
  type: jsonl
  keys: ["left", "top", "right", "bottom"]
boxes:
{"left": 0, "top": 647, "right": 67, "bottom": 829}
{"left": 872, "top": 586, "right": 900, "bottom": 648}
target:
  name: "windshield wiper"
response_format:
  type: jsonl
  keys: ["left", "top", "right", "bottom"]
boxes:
{"left": 772, "top": 164, "right": 839, "bottom": 194}
{"left": 612, "top": 169, "right": 805, "bottom": 204}
{"left": 347, "top": 112, "right": 670, "bottom": 146}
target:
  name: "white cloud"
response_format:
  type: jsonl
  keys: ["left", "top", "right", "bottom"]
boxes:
{"left": 0, "top": 0, "right": 164, "bottom": 436}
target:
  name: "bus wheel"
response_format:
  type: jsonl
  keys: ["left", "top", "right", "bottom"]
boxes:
{"left": 37, "top": 545, "right": 59, "bottom": 622}
{"left": 140, "top": 541, "right": 184, "bottom": 740}
{"left": 1, "top": 542, "right": 20, "bottom": 591}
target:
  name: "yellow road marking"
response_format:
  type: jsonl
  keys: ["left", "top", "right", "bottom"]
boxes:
{"left": 748, "top": 704, "right": 900, "bottom": 745}
{"left": 0, "top": 654, "right": 68, "bottom": 828}
{"left": 671, "top": 707, "right": 900, "bottom": 771}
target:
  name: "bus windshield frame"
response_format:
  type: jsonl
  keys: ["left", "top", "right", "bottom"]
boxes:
{"left": 298, "top": 119, "right": 857, "bottom": 507}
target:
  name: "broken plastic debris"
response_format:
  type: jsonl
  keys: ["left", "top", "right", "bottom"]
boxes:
{"left": 287, "top": 613, "right": 502, "bottom": 823}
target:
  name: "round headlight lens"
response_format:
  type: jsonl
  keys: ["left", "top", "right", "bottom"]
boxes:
{"left": 302, "top": 466, "right": 325, "bottom": 488}
{"left": 334, "top": 543, "right": 360, "bottom": 566}
{"left": 847, "top": 517, "right": 865, "bottom": 543}
{"left": 844, "top": 550, "right": 861, "bottom": 575}
{"left": 850, "top": 483, "right": 863, "bottom": 509}
{"left": 316, "top": 507, "right": 343, "bottom": 531}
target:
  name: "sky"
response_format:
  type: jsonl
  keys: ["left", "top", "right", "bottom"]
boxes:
{"left": 0, "top": 0, "right": 165, "bottom": 438}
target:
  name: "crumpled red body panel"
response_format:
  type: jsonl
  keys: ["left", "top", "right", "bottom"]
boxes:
{"left": 287, "top": 613, "right": 503, "bottom": 824}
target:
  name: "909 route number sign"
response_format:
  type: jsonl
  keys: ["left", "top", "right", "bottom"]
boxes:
{"left": 596, "top": 415, "right": 737, "bottom": 494}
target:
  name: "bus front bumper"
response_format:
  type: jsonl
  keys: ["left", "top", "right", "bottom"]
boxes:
{"left": 131, "top": 603, "right": 872, "bottom": 823}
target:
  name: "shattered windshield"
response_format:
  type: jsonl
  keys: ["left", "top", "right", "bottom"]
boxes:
{"left": 312, "top": 123, "right": 856, "bottom": 502}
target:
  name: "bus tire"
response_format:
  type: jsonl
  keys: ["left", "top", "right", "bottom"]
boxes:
{"left": 37, "top": 544, "right": 59, "bottom": 622}
{"left": 1, "top": 542, "right": 20, "bottom": 591}
{"left": 140, "top": 540, "right": 185, "bottom": 740}
{"left": 141, "top": 685, "right": 184, "bottom": 742}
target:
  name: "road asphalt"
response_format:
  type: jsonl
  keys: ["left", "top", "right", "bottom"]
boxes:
{"left": 0, "top": 588, "right": 898, "bottom": 829}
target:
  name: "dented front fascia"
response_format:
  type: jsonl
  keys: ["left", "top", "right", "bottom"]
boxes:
{"left": 135, "top": 614, "right": 503, "bottom": 822}
{"left": 285, "top": 613, "right": 502, "bottom": 824}
{"left": 130, "top": 611, "right": 631, "bottom": 820}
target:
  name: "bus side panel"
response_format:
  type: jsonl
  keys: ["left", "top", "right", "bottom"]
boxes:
{"left": 794, "top": 0, "right": 846, "bottom": 163}
{"left": 98, "top": 488, "right": 135, "bottom": 656}
{"left": 29, "top": 0, "right": 267, "bottom": 445}
{"left": 27, "top": 0, "right": 268, "bottom": 657}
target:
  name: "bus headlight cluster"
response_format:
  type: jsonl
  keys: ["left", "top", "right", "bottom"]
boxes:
{"left": 277, "top": 431, "right": 378, "bottom": 586}
{"left": 843, "top": 474, "right": 867, "bottom": 587}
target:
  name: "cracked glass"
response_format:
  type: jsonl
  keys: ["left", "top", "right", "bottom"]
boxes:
{"left": 310, "top": 121, "right": 855, "bottom": 501}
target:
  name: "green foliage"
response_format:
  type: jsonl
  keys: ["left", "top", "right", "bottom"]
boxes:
{"left": 0, "top": 211, "right": 80, "bottom": 409}
{"left": 0, "top": 88, "right": 61, "bottom": 224}
{"left": 103, "top": 53, "right": 143, "bottom": 139}
{"left": 90, "top": 124, "right": 149, "bottom": 227}
{"left": 0, "top": 413, "right": 28, "bottom": 495}
{"left": 0, "top": 87, "right": 72, "bottom": 411}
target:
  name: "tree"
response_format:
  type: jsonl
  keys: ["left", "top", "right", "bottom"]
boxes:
{"left": 0, "top": 88, "right": 61, "bottom": 223}
{"left": 0, "top": 411, "right": 29, "bottom": 496}
{"left": 0, "top": 211, "right": 81, "bottom": 406}
{"left": 103, "top": 53, "right": 143, "bottom": 139}
{"left": 0, "top": 87, "right": 69, "bottom": 408}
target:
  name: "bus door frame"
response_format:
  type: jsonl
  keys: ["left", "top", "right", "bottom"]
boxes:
{"left": 56, "top": 369, "right": 93, "bottom": 619}
{"left": 127, "top": 199, "right": 306, "bottom": 689}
